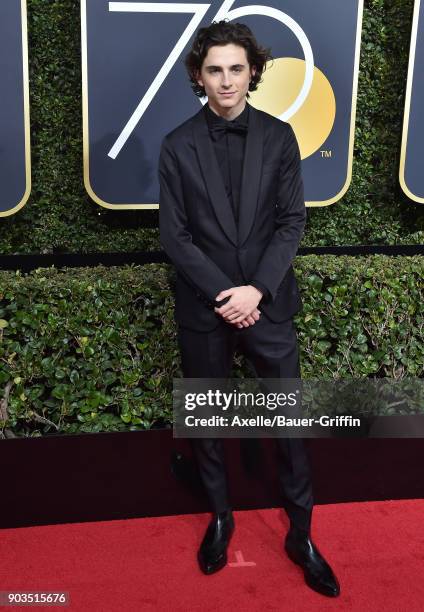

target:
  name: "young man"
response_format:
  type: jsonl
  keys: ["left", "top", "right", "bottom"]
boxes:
{"left": 159, "top": 21, "right": 340, "bottom": 597}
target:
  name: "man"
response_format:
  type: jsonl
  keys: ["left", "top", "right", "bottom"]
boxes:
{"left": 159, "top": 20, "right": 340, "bottom": 597}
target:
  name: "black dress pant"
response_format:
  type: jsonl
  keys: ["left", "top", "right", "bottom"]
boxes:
{"left": 177, "top": 314, "right": 314, "bottom": 532}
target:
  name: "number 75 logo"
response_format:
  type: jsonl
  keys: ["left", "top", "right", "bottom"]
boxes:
{"left": 81, "top": 0, "right": 363, "bottom": 209}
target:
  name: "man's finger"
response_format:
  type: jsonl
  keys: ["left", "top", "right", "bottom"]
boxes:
{"left": 215, "top": 288, "right": 233, "bottom": 301}
{"left": 221, "top": 304, "right": 238, "bottom": 316}
{"left": 225, "top": 310, "right": 244, "bottom": 321}
{"left": 231, "top": 314, "right": 250, "bottom": 324}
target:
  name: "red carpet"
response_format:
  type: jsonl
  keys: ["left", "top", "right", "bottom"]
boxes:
{"left": 1, "top": 500, "right": 424, "bottom": 611}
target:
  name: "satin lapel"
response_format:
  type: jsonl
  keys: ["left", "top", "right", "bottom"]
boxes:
{"left": 192, "top": 107, "right": 238, "bottom": 246}
{"left": 238, "top": 104, "right": 264, "bottom": 247}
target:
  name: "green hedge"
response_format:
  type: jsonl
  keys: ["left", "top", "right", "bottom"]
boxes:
{"left": 0, "top": 0, "right": 423, "bottom": 253}
{"left": 0, "top": 256, "right": 422, "bottom": 437}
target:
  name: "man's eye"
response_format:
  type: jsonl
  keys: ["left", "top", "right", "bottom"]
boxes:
{"left": 232, "top": 67, "right": 242, "bottom": 72}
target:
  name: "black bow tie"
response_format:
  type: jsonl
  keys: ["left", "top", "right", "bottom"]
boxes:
{"left": 209, "top": 119, "right": 248, "bottom": 140}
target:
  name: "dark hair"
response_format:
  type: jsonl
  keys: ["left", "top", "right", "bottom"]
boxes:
{"left": 184, "top": 20, "right": 273, "bottom": 98}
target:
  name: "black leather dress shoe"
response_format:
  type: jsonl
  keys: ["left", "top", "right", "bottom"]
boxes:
{"left": 198, "top": 510, "right": 235, "bottom": 575}
{"left": 284, "top": 527, "right": 340, "bottom": 597}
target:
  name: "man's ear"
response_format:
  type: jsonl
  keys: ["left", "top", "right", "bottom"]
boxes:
{"left": 195, "top": 69, "right": 203, "bottom": 88}
{"left": 250, "top": 65, "right": 257, "bottom": 80}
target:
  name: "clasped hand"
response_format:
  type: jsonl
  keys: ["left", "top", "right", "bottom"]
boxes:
{"left": 214, "top": 285, "right": 263, "bottom": 328}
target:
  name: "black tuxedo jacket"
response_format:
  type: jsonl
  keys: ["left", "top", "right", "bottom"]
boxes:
{"left": 158, "top": 102, "right": 306, "bottom": 332}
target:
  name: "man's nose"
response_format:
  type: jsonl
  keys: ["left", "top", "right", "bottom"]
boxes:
{"left": 221, "top": 71, "right": 232, "bottom": 88}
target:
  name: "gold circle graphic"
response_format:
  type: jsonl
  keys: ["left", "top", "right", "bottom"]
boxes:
{"left": 249, "top": 57, "right": 336, "bottom": 159}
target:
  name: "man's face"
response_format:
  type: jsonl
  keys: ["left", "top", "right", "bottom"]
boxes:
{"left": 196, "top": 43, "right": 256, "bottom": 116}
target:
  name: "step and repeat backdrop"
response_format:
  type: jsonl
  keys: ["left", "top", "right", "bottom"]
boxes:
{"left": 0, "top": 2, "right": 422, "bottom": 440}
{"left": 0, "top": 0, "right": 423, "bottom": 217}
{"left": 0, "top": 0, "right": 31, "bottom": 217}
{"left": 81, "top": 0, "right": 363, "bottom": 208}
{"left": 400, "top": 0, "right": 424, "bottom": 204}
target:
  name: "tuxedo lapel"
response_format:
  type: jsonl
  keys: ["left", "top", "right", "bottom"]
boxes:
{"left": 238, "top": 104, "right": 264, "bottom": 247}
{"left": 192, "top": 102, "right": 264, "bottom": 248}
{"left": 192, "top": 106, "right": 238, "bottom": 246}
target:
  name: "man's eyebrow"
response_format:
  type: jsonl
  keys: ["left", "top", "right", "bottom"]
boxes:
{"left": 205, "top": 63, "right": 246, "bottom": 70}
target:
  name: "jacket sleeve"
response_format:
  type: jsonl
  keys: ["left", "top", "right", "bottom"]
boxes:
{"left": 158, "top": 135, "right": 235, "bottom": 304}
{"left": 250, "top": 124, "right": 306, "bottom": 303}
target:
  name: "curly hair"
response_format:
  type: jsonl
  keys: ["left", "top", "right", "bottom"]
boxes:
{"left": 184, "top": 20, "right": 273, "bottom": 98}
